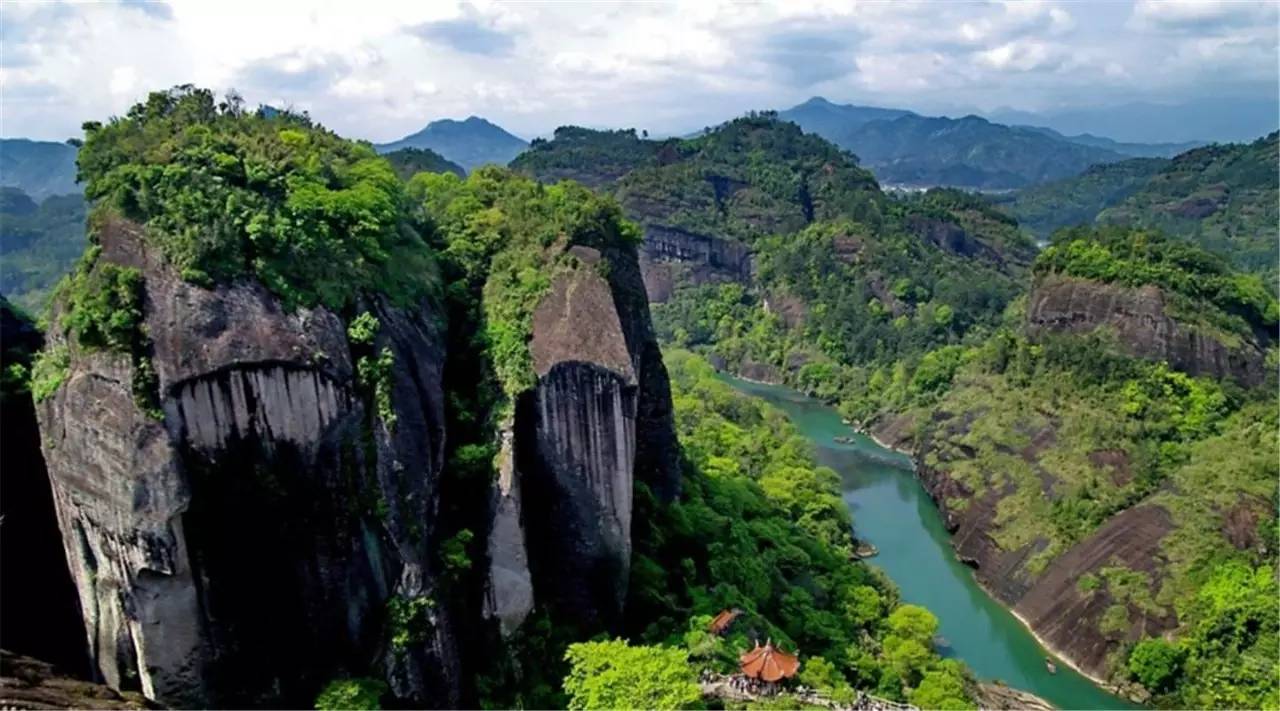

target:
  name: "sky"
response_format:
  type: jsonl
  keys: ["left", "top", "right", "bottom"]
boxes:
{"left": 1, "top": 0, "right": 1276, "bottom": 143}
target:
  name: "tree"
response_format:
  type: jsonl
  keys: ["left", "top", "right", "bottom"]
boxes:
{"left": 798, "top": 656, "right": 854, "bottom": 704}
{"left": 563, "top": 639, "right": 702, "bottom": 710}
{"left": 1127, "top": 639, "right": 1184, "bottom": 693}
{"left": 882, "top": 635, "right": 932, "bottom": 685}
{"left": 314, "top": 677, "right": 387, "bottom": 710}
{"left": 909, "top": 664, "right": 974, "bottom": 710}
{"left": 886, "top": 604, "right": 939, "bottom": 645}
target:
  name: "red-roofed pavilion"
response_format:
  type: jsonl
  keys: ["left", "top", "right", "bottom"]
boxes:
{"left": 739, "top": 641, "right": 800, "bottom": 682}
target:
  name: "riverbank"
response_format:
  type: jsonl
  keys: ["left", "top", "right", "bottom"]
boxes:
{"left": 1006, "top": 606, "right": 1146, "bottom": 705}
{"left": 719, "top": 373, "right": 1137, "bottom": 710}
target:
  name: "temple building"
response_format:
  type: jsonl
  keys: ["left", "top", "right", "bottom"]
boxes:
{"left": 739, "top": 641, "right": 800, "bottom": 682}
{"left": 709, "top": 609, "right": 741, "bottom": 635}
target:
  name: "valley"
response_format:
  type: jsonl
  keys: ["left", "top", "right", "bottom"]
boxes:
{"left": 0, "top": 33, "right": 1275, "bottom": 709}
{"left": 723, "top": 375, "right": 1134, "bottom": 710}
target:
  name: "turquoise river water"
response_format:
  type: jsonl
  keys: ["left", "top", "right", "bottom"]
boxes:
{"left": 724, "top": 376, "right": 1136, "bottom": 710}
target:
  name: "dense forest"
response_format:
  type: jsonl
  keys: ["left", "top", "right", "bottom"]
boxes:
{"left": 0, "top": 187, "right": 87, "bottom": 313}
{"left": 1000, "top": 133, "right": 1278, "bottom": 277}
{"left": 654, "top": 222, "right": 1278, "bottom": 708}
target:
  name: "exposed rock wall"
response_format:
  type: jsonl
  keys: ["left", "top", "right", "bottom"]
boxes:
{"left": 36, "top": 218, "right": 458, "bottom": 708}
{"left": 639, "top": 224, "right": 752, "bottom": 303}
{"left": 484, "top": 248, "right": 680, "bottom": 635}
{"left": 1014, "top": 506, "right": 1177, "bottom": 676}
{"left": 1027, "top": 275, "right": 1267, "bottom": 385}
{"left": 916, "top": 412, "right": 1179, "bottom": 680}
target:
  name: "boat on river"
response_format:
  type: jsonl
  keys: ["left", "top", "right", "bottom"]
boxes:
{"left": 1045, "top": 658, "right": 1057, "bottom": 675}
{"left": 833, "top": 435, "right": 855, "bottom": 444}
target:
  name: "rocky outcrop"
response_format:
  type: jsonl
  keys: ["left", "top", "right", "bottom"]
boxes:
{"left": 0, "top": 650, "right": 154, "bottom": 710}
{"left": 639, "top": 224, "right": 752, "bottom": 302}
{"left": 0, "top": 302, "right": 87, "bottom": 674}
{"left": 974, "top": 682, "right": 1055, "bottom": 711}
{"left": 916, "top": 410, "right": 1179, "bottom": 681}
{"left": 1014, "top": 506, "right": 1177, "bottom": 676}
{"left": 1027, "top": 275, "right": 1268, "bottom": 385}
{"left": 484, "top": 245, "right": 680, "bottom": 635}
{"left": 35, "top": 217, "right": 458, "bottom": 708}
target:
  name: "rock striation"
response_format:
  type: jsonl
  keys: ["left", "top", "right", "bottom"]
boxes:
{"left": 639, "top": 224, "right": 753, "bottom": 303}
{"left": 35, "top": 217, "right": 458, "bottom": 708}
{"left": 1027, "top": 274, "right": 1268, "bottom": 385}
{"left": 484, "top": 245, "right": 680, "bottom": 635}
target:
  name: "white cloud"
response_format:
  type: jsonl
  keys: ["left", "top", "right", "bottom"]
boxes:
{"left": 0, "top": 0, "right": 1274, "bottom": 142}
{"left": 109, "top": 66, "right": 139, "bottom": 95}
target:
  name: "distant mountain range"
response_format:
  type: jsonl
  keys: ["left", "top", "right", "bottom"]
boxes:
{"left": 988, "top": 97, "right": 1278, "bottom": 145}
{"left": 778, "top": 97, "right": 1201, "bottom": 190}
{"left": 0, "top": 139, "right": 80, "bottom": 200}
{"left": 375, "top": 117, "right": 527, "bottom": 172}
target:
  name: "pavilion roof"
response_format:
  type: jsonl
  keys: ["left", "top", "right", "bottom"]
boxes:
{"left": 709, "top": 609, "right": 740, "bottom": 635}
{"left": 739, "top": 641, "right": 800, "bottom": 682}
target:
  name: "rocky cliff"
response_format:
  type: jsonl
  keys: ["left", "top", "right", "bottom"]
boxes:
{"left": 1027, "top": 274, "right": 1268, "bottom": 385}
{"left": 639, "top": 224, "right": 753, "bottom": 303}
{"left": 484, "top": 244, "right": 680, "bottom": 635}
{"left": 35, "top": 217, "right": 458, "bottom": 708}
{"left": 916, "top": 408, "right": 1179, "bottom": 681}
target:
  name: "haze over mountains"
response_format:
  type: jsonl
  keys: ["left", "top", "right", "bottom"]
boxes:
{"left": 0, "top": 140, "right": 79, "bottom": 200}
{"left": 375, "top": 116, "right": 527, "bottom": 172}
{"left": 778, "top": 97, "right": 1205, "bottom": 190}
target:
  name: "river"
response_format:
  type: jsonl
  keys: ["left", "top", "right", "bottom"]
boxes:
{"left": 724, "top": 376, "right": 1135, "bottom": 711}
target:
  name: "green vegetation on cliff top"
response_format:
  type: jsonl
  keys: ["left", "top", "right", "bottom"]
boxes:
{"left": 1035, "top": 225, "right": 1278, "bottom": 339}
{"left": 411, "top": 166, "right": 639, "bottom": 401}
{"left": 76, "top": 85, "right": 436, "bottom": 311}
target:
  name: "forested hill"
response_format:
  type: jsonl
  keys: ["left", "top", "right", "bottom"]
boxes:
{"left": 376, "top": 116, "right": 527, "bottom": 171}
{"left": 837, "top": 113, "right": 1126, "bottom": 190}
{"left": 382, "top": 147, "right": 464, "bottom": 180}
{"left": 0, "top": 187, "right": 87, "bottom": 312}
{"left": 511, "top": 114, "right": 1036, "bottom": 310}
{"left": 1097, "top": 132, "right": 1279, "bottom": 275}
{"left": 1000, "top": 132, "right": 1278, "bottom": 275}
{"left": 996, "top": 157, "right": 1169, "bottom": 240}
{"left": 777, "top": 96, "right": 916, "bottom": 138}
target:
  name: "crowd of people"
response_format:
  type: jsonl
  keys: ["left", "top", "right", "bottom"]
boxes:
{"left": 698, "top": 670, "right": 917, "bottom": 711}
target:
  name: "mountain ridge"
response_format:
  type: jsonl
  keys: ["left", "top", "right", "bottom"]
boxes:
{"left": 376, "top": 116, "right": 527, "bottom": 172}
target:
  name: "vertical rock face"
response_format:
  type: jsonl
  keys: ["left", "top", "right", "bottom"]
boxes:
{"left": 1027, "top": 275, "right": 1269, "bottom": 385}
{"left": 35, "top": 219, "right": 457, "bottom": 708}
{"left": 484, "top": 246, "right": 680, "bottom": 634}
{"left": 639, "top": 224, "right": 753, "bottom": 303}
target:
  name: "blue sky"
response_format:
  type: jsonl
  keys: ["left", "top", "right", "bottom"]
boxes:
{"left": 1, "top": 0, "right": 1276, "bottom": 142}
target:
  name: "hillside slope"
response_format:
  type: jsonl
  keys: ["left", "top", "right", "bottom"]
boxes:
{"left": 1098, "top": 132, "right": 1278, "bottom": 274}
{"left": 842, "top": 114, "right": 1125, "bottom": 189}
{"left": 996, "top": 158, "right": 1169, "bottom": 240}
